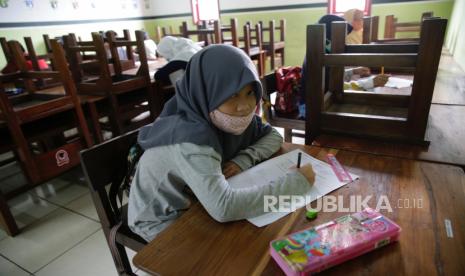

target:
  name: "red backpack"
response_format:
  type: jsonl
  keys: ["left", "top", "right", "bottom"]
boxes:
{"left": 274, "top": 66, "right": 301, "bottom": 114}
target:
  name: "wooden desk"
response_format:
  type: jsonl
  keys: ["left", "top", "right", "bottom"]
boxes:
{"left": 123, "top": 58, "right": 167, "bottom": 82}
{"left": 314, "top": 104, "right": 465, "bottom": 168}
{"left": 133, "top": 143, "right": 465, "bottom": 275}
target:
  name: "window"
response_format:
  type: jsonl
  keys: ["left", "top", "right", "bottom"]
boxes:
{"left": 328, "top": 0, "right": 371, "bottom": 16}
{"left": 191, "top": 0, "right": 220, "bottom": 25}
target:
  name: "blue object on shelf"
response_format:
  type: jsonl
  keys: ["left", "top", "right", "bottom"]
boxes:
{"left": 4, "top": 87, "right": 24, "bottom": 96}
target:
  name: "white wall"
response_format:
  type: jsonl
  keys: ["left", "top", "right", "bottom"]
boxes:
{"left": 0, "top": 0, "right": 326, "bottom": 22}
{"left": 0, "top": 0, "right": 158, "bottom": 23}
{"left": 446, "top": 0, "right": 465, "bottom": 70}
{"left": 152, "top": 0, "right": 325, "bottom": 16}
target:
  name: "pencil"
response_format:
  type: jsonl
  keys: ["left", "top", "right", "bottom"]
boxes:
{"left": 381, "top": 66, "right": 384, "bottom": 75}
{"left": 297, "top": 152, "right": 302, "bottom": 168}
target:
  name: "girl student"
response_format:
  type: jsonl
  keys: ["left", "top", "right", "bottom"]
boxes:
{"left": 128, "top": 45, "right": 315, "bottom": 241}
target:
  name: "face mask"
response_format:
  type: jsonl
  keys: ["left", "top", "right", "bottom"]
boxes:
{"left": 209, "top": 109, "right": 255, "bottom": 135}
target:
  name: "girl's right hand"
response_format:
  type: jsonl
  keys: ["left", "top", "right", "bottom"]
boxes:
{"left": 373, "top": 74, "right": 390, "bottom": 87}
{"left": 295, "top": 164, "right": 315, "bottom": 185}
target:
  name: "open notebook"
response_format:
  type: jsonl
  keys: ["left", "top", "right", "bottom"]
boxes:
{"left": 228, "top": 149, "right": 359, "bottom": 227}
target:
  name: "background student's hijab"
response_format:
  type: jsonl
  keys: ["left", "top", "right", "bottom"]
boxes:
{"left": 157, "top": 36, "right": 202, "bottom": 62}
{"left": 138, "top": 44, "right": 271, "bottom": 162}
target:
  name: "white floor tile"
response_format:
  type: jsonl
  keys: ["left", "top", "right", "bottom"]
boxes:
{"left": 0, "top": 161, "right": 22, "bottom": 180}
{"left": 0, "top": 208, "right": 100, "bottom": 273}
{"left": 65, "top": 193, "right": 99, "bottom": 222}
{"left": 35, "top": 230, "right": 117, "bottom": 276}
{"left": 0, "top": 228, "right": 7, "bottom": 241}
{"left": 135, "top": 269, "right": 153, "bottom": 276}
{"left": 33, "top": 178, "right": 89, "bottom": 206}
{"left": 126, "top": 248, "right": 139, "bottom": 273}
{"left": 9, "top": 193, "right": 59, "bottom": 228}
{"left": 0, "top": 256, "right": 31, "bottom": 276}
{"left": 0, "top": 168, "right": 28, "bottom": 194}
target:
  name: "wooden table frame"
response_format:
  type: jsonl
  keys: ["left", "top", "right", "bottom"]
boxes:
{"left": 133, "top": 143, "right": 465, "bottom": 275}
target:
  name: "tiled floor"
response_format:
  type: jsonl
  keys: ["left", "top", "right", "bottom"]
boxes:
{"left": 0, "top": 163, "right": 142, "bottom": 276}
{"left": 0, "top": 127, "right": 300, "bottom": 276}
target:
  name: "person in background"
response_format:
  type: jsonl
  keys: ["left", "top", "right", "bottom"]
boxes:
{"left": 1, "top": 43, "right": 49, "bottom": 74}
{"left": 154, "top": 36, "right": 202, "bottom": 84}
{"left": 143, "top": 32, "right": 158, "bottom": 60}
{"left": 343, "top": 9, "right": 364, "bottom": 44}
{"left": 128, "top": 45, "right": 315, "bottom": 242}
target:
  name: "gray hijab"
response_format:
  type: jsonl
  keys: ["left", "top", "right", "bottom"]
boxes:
{"left": 138, "top": 44, "right": 271, "bottom": 162}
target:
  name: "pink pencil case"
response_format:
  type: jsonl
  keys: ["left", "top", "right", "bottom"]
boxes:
{"left": 270, "top": 208, "right": 401, "bottom": 275}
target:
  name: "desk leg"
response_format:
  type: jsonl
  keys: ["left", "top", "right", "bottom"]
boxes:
{"left": 88, "top": 102, "right": 104, "bottom": 144}
{"left": 0, "top": 192, "right": 19, "bottom": 236}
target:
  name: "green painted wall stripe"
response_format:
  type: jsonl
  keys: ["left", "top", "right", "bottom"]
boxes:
{"left": 0, "top": 0, "right": 446, "bottom": 28}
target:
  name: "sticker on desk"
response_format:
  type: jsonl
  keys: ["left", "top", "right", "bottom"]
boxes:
{"left": 445, "top": 219, "right": 453, "bottom": 238}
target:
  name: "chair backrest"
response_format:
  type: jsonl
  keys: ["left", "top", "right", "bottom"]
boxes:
{"left": 0, "top": 38, "right": 92, "bottom": 184}
{"left": 64, "top": 30, "right": 149, "bottom": 85}
{"left": 105, "top": 30, "right": 140, "bottom": 75}
{"left": 80, "top": 129, "right": 139, "bottom": 227}
{"left": 366, "top": 16, "right": 421, "bottom": 44}
{"left": 213, "top": 18, "right": 239, "bottom": 46}
{"left": 181, "top": 21, "right": 220, "bottom": 46}
{"left": 0, "top": 37, "right": 12, "bottom": 63}
{"left": 160, "top": 26, "right": 183, "bottom": 38}
{"left": 258, "top": 19, "right": 286, "bottom": 45}
{"left": 384, "top": 12, "right": 433, "bottom": 40}
{"left": 7, "top": 40, "right": 61, "bottom": 94}
{"left": 62, "top": 33, "right": 101, "bottom": 82}
{"left": 243, "top": 23, "right": 263, "bottom": 54}
{"left": 105, "top": 30, "right": 135, "bottom": 62}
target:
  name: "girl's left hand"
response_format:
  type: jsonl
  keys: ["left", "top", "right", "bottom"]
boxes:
{"left": 222, "top": 161, "right": 242, "bottom": 178}
{"left": 353, "top": 67, "right": 371, "bottom": 77}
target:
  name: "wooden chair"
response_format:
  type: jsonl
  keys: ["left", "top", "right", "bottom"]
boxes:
{"left": 261, "top": 73, "right": 304, "bottom": 142}
{"left": 1, "top": 37, "right": 13, "bottom": 69}
{"left": 303, "top": 18, "right": 447, "bottom": 145}
{"left": 159, "top": 25, "right": 184, "bottom": 38}
{"left": 181, "top": 21, "right": 220, "bottom": 46}
{"left": 213, "top": 18, "right": 239, "bottom": 46}
{"left": 80, "top": 129, "right": 146, "bottom": 276}
{"left": 155, "top": 26, "right": 163, "bottom": 43}
{"left": 63, "top": 30, "right": 156, "bottom": 137}
{"left": 259, "top": 19, "right": 286, "bottom": 71}
{"left": 242, "top": 23, "right": 266, "bottom": 78}
{"left": 0, "top": 39, "right": 93, "bottom": 236}
{"left": 384, "top": 12, "right": 433, "bottom": 39}
{"left": 105, "top": 30, "right": 138, "bottom": 71}
{"left": 363, "top": 16, "right": 424, "bottom": 44}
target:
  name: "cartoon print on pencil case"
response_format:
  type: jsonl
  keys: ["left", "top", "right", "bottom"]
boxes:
{"left": 291, "top": 229, "right": 331, "bottom": 257}
{"left": 364, "top": 218, "right": 388, "bottom": 232}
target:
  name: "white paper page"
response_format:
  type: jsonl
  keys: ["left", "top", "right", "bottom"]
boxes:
{"left": 228, "top": 149, "right": 359, "bottom": 227}
{"left": 385, "top": 77, "right": 413, "bottom": 89}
